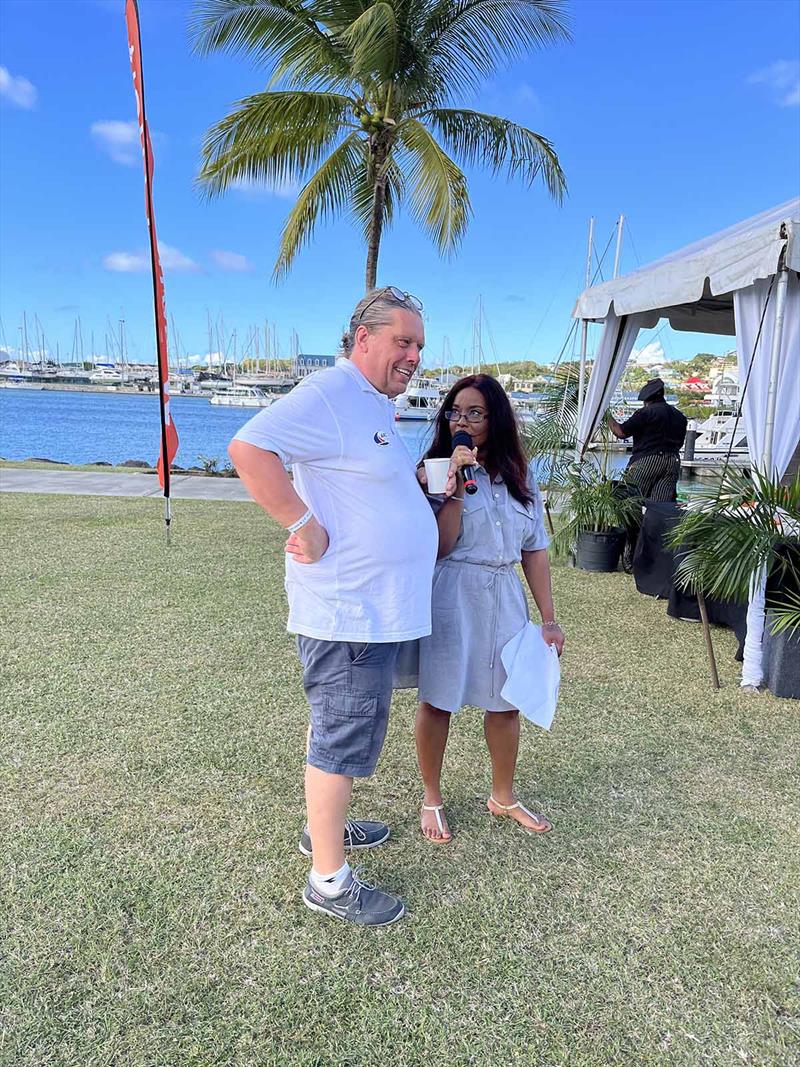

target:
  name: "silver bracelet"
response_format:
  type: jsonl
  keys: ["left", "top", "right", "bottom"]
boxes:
{"left": 287, "top": 508, "right": 314, "bottom": 534}
{"left": 542, "top": 620, "right": 563, "bottom": 631}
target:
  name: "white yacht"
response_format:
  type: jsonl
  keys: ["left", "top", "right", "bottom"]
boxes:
{"left": 89, "top": 365, "right": 123, "bottom": 386}
{"left": 393, "top": 380, "right": 442, "bottom": 421}
{"left": 209, "top": 385, "right": 275, "bottom": 408}
{"left": 691, "top": 410, "right": 748, "bottom": 458}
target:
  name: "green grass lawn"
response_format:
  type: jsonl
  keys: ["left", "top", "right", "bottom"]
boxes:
{"left": 2, "top": 494, "right": 798, "bottom": 1067}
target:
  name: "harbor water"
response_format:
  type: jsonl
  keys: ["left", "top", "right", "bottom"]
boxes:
{"left": 0, "top": 387, "right": 629, "bottom": 476}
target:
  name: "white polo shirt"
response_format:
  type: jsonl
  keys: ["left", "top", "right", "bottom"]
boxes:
{"left": 234, "top": 358, "right": 439, "bottom": 642}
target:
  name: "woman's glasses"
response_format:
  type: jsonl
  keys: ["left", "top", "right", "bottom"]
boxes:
{"left": 444, "top": 408, "right": 487, "bottom": 424}
{"left": 358, "top": 285, "right": 423, "bottom": 321}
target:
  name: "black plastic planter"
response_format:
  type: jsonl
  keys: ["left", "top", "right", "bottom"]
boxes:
{"left": 763, "top": 612, "right": 800, "bottom": 699}
{"left": 575, "top": 529, "right": 623, "bottom": 572}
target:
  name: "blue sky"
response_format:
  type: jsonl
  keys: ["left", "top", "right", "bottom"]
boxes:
{"left": 1, "top": 0, "right": 798, "bottom": 370}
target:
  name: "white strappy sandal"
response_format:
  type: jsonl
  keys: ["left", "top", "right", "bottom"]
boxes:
{"left": 421, "top": 803, "right": 452, "bottom": 843}
{"left": 488, "top": 796, "right": 552, "bottom": 834}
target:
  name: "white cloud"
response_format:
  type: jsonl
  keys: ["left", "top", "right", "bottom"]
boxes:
{"left": 91, "top": 120, "right": 166, "bottom": 165}
{"left": 160, "top": 244, "right": 200, "bottom": 272}
{"left": 91, "top": 120, "right": 141, "bottom": 165}
{"left": 103, "top": 250, "right": 147, "bottom": 272}
{"left": 211, "top": 250, "right": 254, "bottom": 272}
{"left": 747, "top": 59, "right": 800, "bottom": 107}
{"left": 231, "top": 176, "right": 301, "bottom": 199}
{"left": 103, "top": 242, "right": 199, "bottom": 273}
{"left": 631, "top": 341, "right": 665, "bottom": 367}
{"left": 189, "top": 351, "right": 225, "bottom": 366}
{"left": 0, "top": 66, "right": 37, "bottom": 109}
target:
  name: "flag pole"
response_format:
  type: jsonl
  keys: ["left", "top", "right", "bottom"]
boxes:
{"left": 125, "top": 0, "right": 177, "bottom": 541}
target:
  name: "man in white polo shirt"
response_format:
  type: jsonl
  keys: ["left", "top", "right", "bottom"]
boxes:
{"left": 229, "top": 287, "right": 438, "bottom": 927}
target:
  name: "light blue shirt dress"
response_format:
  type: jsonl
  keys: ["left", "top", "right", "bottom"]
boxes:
{"left": 397, "top": 465, "right": 550, "bottom": 713}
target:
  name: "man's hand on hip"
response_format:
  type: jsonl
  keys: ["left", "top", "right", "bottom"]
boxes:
{"left": 285, "top": 516, "right": 329, "bottom": 564}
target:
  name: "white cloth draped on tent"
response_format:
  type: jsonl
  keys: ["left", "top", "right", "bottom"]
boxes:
{"left": 736, "top": 273, "right": 800, "bottom": 478}
{"left": 575, "top": 310, "right": 657, "bottom": 455}
{"left": 735, "top": 271, "right": 800, "bottom": 688}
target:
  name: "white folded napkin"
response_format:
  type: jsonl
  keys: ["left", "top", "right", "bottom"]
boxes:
{"left": 500, "top": 621, "right": 560, "bottom": 730}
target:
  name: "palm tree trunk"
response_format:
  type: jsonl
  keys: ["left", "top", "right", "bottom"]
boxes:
{"left": 365, "top": 144, "right": 389, "bottom": 293}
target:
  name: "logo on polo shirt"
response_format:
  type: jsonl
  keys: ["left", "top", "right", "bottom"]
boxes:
{"left": 373, "top": 431, "right": 389, "bottom": 446}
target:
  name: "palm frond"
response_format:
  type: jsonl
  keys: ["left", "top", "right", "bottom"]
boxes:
{"left": 198, "top": 90, "right": 353, "bottom": 195}
{"left": 549, "top": 463, "right": 641, "bottom": 557}
{"left": 518, "top": 368, "right": 578, "bottom": 485}
{"left": 273, "top": 132, "right": 365, "bottom": 278}
{"left": 339, "top": 2, "right": 398, "bottom": 82}
{"left": 767, "top": 588, "right": 800, "bottom": 637}
{"left": 189, "top": 0, "right": 350, "bottom": 87}
{"left": 668, "top": 468, "right": 800, "bottom": 604}
{"left": 421, "top": 0, "right": 571, "bottom": 99}
{"left": 423, "top": 108, "right": 566, "bottom": 200}
{"left": 395, "top": 118, "right": 471, "bottom": 250}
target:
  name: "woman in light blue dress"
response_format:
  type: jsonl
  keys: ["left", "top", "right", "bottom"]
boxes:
{"left": 415, "top": 375, "right": 565, "bottom": 843}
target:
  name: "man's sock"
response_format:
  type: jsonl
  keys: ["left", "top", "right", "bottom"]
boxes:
{"left": 310, "top": 861, "right": 352, "bottom": 897}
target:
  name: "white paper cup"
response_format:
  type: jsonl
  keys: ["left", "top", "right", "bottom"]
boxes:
{"left": 424, "top": 457, "right": 450, "bottom": 494}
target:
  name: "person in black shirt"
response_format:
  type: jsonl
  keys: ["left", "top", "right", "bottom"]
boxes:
{"left": 608, "top": 378, "right": 688, "bottom": 502}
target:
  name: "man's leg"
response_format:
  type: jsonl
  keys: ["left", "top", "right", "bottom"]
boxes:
{"left": 305, "top": 764, "right": 352, "bottom": 876}
{"left": 649, "top": 454, "right": 680, "bottom": 502}
{"left": 297, "top": 638, "right": 405, "bottom": 925}
{"left": 620, "top": 461, "right": 647, "bottom": 573}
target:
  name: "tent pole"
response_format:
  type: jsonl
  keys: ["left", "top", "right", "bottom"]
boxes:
{"left": 576, "top": 217, "right": 594, "bottom": 449}
{"left": 762, "top": 265, "right": 789, "bottom": 475}
{"left": 613, "top": 213, "right": 625, "bottom": 279}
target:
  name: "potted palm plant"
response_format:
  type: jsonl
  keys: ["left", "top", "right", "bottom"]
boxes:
{"left": 668, "top": 469, "right": 800, "bottom": 695}
{"left": 550, "top": 463, "right": 643, "bottom": 572}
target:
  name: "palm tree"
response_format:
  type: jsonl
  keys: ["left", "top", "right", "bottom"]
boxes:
{"left": 191, "top": 0, "right": 570, "bottom": 291}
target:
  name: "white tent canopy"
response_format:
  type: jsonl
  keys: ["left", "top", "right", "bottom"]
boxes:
{"left": 573, "top": 199, "right": 800, "bottom": 689}
{"left": 574, "top": 199, "right": 800, "bottom": 334}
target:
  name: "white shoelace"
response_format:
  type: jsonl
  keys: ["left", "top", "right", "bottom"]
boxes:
{"left": 344, "top": 819, "right": 368, "bottom": 844}
{"left": 342, "top": 865, "right": 374, "bottom": 905}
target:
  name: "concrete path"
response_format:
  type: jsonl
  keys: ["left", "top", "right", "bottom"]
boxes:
{"left": 0, "top": 467, "right": 253, "bottom": 502}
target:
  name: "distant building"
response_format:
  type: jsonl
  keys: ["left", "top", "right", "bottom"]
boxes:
{"left": 296, "top": 353, "right": 336, "bottom": 377}
{"left": 682, "top": 375, "right": 710, "bottom": 393}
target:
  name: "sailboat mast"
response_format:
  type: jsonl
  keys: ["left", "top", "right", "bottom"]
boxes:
{"left": 22, "top": 311, "right": 30, "bottom": 365}
{"left": 576, "top": 216, "right": 595, "bottom": 436}
{"left": 267, "top": 317, "right": 275, "bottom": 377}
{"left": 477, "top": 295, "right": 483, "bottom": 374}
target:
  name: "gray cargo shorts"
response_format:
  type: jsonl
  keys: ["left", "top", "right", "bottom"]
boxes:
{"left": 296, "top": 637, "right": 400, "bottom": 777}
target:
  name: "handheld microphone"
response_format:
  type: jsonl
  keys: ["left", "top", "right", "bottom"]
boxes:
{"left": 452, "top": 430, "right": 479, "bottom": 495}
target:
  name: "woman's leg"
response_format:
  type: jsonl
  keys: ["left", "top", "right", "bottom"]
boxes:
{"left": 484, "top": 710, "right": 551, "bottom": 832}
{"left": 415, "top": 701, "right": 452, "bottom": 841}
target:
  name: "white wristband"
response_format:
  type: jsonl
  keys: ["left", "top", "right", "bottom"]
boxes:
{"left": 287, "top": 508, "right": 314, "bottom": 534}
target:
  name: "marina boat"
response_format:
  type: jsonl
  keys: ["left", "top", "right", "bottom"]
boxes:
{"left": 510, "top": 393, "right": 545, "bottom": 423}
{"left": 393, "top": 380, "right": 442, "bottom": 421}
{"left": 89, "top": 366, "right": 123, "bottom": 386}
{"left": 209, "top": 385, "right": 275, "bottom": 408}
{"left": 691, "top": 410, "right": 748, "bottom": 458}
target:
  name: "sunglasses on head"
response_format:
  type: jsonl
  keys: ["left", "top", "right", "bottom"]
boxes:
{"left": 358, "top": 285, "right": 423, "bottom": 322}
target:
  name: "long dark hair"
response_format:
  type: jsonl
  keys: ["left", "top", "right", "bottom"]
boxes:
{"left": 423, "top": 374, "right": 532, "bottom": 507}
